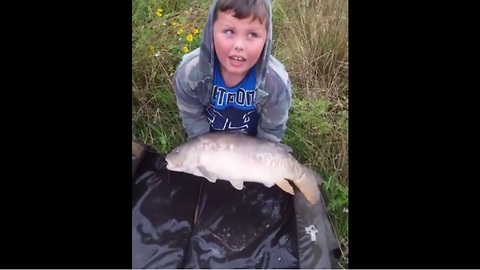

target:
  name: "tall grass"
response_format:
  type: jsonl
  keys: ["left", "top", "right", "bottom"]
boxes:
{"left": 132, "top": 0, "right": 348, "bottom": 267}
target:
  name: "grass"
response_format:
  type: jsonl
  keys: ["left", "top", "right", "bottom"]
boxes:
{"left": 132, "top": 0, "right": 348, "bottom": 268}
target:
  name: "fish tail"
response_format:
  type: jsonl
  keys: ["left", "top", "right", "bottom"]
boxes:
{"left": 293, "top": 166, "right": 322, "bottom": 205}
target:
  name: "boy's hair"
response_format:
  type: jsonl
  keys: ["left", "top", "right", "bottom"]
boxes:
{"left": 213, "top": 0, "right": 269, "bottom": 28}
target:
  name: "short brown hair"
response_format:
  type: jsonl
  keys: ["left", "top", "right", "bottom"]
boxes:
{"left": 213, "top": 0, "right": 269, "bottom": 27}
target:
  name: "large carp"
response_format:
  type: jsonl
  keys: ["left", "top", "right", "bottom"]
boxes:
{"left": 165, "top": 132, "right": 322, "bottom": 205}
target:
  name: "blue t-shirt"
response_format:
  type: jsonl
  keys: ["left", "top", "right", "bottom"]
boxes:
{"left": 206, "top": 63, "right": 259, "bottom": 136}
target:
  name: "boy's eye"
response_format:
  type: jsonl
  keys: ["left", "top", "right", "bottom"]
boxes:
{"left": 248, "top": 32, "right": 258, "bottom": 38}
{"left": 224, "top": 29, "right": 234, "bottom": 35}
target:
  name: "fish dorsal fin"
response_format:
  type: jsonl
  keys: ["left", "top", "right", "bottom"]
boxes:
{"left": 220, "top": 130, "right": 245, "bottom": 136}
{"left": 277, "top": 142, "right": 293, "bottom": 153}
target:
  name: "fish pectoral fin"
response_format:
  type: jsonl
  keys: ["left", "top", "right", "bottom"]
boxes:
{"left": 275, "top": 179, "right": 295, "bottom": 195}
{"left": 197, "top": 166, "right": 217, "bottom": 183}
{"left": 229, "top": 180, "right": 245, "bottom": 190}
{"left": 262, "top": 182, "right": 275, "bottom": 188}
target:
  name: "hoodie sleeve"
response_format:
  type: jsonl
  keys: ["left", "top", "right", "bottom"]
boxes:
{"left": 256, "top": 79, "right": 292, "bottom": 143}
{"left": 172, "top": 62, "right": 210, "bottom": 140}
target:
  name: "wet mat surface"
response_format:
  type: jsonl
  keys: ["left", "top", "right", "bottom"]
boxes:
{"left": 132, "top": 148, "right": 340, "bottom": 269}
{"left": 132, "top": 152, "right": 203, "bottom": 268}
{"left": 184, "top": 181, "right": 298, "bottom": 268}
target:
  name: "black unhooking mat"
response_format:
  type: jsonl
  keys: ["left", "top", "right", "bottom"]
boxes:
{"left": 132, "top": 143, "right": 341, "bottom": 269}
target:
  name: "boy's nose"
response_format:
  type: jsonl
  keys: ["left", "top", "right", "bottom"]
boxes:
{"left": 234, "top": 38, "right": 244, "bottom": 51}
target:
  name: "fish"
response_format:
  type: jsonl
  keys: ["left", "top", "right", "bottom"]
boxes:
{"left": 165, "top": 131, "right": 323, "bottom": 205}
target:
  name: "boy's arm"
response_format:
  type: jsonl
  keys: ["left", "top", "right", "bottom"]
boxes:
{"left": 256, "top": 80, "right": 292, "bottom": 143}
{"left": 172, "top": 67, "right": 210, "bottom": 139}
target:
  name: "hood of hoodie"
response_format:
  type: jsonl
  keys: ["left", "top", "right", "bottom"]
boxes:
{"left": 197, "top": 0, "right": 273, "bottom": 93}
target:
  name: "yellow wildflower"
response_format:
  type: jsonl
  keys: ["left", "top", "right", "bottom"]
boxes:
{"left": 186, "top": 34, "right": 193, "bottom": 42}
{"left": 182, "top": 46, "right": 189, "bottom": 53}
{"left": 193, "top": 28, "right": 199, "bottom": 35}
{"left": 161, "top": 22, "right": 167, "bottom": 26}
{"left": 149, "top": 45, "right": 155, "bottom": 53}
{"left": 171, "top": 21, "right": 177, "bottom": 26}
{"left": 177, "top": 29, "right": 184, "bottom": 35}
{"left": 155, "top": 8, "right": 163, "bottom": 17}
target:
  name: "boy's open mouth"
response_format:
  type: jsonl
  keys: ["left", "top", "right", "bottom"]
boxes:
{"left": 229, "top": 56, "right": 245, "bottom": 61}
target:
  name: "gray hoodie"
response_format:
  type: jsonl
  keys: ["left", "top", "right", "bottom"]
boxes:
{"left": 172, "top": 0, "right": 292, "bottom": 143}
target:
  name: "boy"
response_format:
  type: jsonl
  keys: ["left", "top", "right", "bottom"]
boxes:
{"left": 172, "top": 0, "right": 292, "bottom": 143}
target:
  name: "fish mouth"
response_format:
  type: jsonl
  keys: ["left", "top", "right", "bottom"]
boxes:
{"left": 166, "top": 165, "right": 181, "bottom": 172}
{"left": 155, "top": 158, "right": 167, "bottom": 170}
{"left": 164, "top": 160, "right": 177, "bottom": 171}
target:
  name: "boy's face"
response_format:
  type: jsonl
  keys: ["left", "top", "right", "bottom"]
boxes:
{"left": 213, "top": 10, "right": 267, "bottom": 81}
